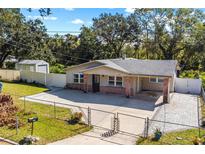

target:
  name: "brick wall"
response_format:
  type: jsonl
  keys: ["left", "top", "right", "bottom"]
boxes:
{"left": 66, "top": 83, "right": 92, "bottom": 92}
{"left": 66, "top": 83, "right": 84, "bottom": 90}
{"left": 100, "top": 86, "right": 125, "bottom": 95}
{"left": 142, "top": 78, "right": 163, "bottom": 91}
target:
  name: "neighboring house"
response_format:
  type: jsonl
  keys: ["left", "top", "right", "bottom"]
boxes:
{"left": 15, "top": 60, "right": 49, "bottom": 73}
{"left": 66, "top": 58, "right": 178, "bottom": 103}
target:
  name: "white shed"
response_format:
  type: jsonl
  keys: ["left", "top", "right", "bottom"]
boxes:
{"left": 15, "top": 60, "right": 49, "bottom": 73}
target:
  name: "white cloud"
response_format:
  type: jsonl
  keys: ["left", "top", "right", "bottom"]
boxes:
{"left": 27, "top": 15, "right": 58, "bottom": 21}
{"left": 71, "top": 19, "right": 84, "bottom": 24}
{"left": 87, "top": 21, "right": 93, "bottom": 25}
{"left": 125, "top": 8, "right": 135, "bottom": 13}
{"left": 64, "top": 8, "right": 74, "bottom": 11}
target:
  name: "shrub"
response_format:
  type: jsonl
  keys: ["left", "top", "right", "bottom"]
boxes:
{"left": 180, "top": 70, "right": 200, "bottom": 79}
{"left": 68, "top": 112, "right": 83, "bottom": 124}
{"left": 192, "top": 136, "right": 201, "bottom": 145}
{"left": 0, "top": 94, "right": 19, "bottom": 128}
{"left": 50, "top": 64, "right": 65, "bottom": 74}
{"left": 152, "top": 128, "right": 162, "bottom": 141}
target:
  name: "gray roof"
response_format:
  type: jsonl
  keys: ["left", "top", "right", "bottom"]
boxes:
{"left": 96, "top": 58, "right": 177, "bottom": 76}
{"left": 96, "top": 59, "right": 129, "bottom": 73}
{"left": 18, "top": 60, "right": 48, "bottom": 65}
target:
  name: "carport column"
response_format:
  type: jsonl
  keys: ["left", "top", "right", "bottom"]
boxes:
{"left": 137, "top": 76, "right": 140, "bottom": 93}
{"left": 83, "top": 74, "right": 88, "bottom": 93}
{"left": 163, "top": 77, "right": 170, "bottom": 103}
{"left": 125, "top": 77, "right": 131, "bottom": 98}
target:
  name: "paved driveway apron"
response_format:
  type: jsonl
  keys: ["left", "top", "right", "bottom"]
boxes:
{"left": 149, "top": 93, "right": 199, "bottom": 134}
{"left": 24, "top": 89, "right": 156, "bottom": 144}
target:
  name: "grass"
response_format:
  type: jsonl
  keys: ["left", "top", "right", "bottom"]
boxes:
{"left": 137, "top": 129, "right": 205, "bottom": 145}
{"left": 1, "top": 81, "right": 48, "bottom": 96}
{"left": 0, "top": 81, "right": 91, "bottom": 145}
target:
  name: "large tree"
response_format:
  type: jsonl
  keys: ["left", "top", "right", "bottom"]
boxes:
{"left": 132, "top": 9, "right": 205, "bottom": 61}
{"left": 92, "top": 13, "right": 140, "bottom": 58}
{"left": 0, "top": 9, "right": 55, "bottom": 67}
{"left": 0, "top": 9, "right": 24, "bottom": 67}
{"left": 77, "top": 26, "right": 102, "bottom": 62}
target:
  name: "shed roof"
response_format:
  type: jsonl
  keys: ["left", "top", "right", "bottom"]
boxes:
{"left": 17, "top": 60, "right": 48, "bottom": 65}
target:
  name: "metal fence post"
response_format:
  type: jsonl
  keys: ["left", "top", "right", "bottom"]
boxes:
{"left": 146, "top": 117, "right": 149, "bottom": 138}
{"left": 115, "top": 113, "right": 119, "bottom": 132}
{"left": 143, "top": 118, "right": 147, "bottom": 138}
{"left": 16, "top": 115, "right": 19, "bottom": 135}
{"left": 23, "top": 96, "right": 26, "bottom": 112}
{"left": 54, "top": 102, "right": 56, "bottom": 118}
{"left": 87, "top": 107, "right": 91, "bottom": 126}
{"left": 197, "top": 97, "right": 201, "bottom": 138}
{"left": 112, "top": 114, "right": 116, "bottom": 131}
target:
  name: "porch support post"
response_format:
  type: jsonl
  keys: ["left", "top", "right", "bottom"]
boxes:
{"left": 163, "top": 77, "right": 170, "bottom": 103}
{"left": 125, "top": 77, "right": 131, "bottom": 98}
{"left": 83, "top": 74, "right": 88, "bottom": 93}
{"left": 137, "top": 75, "right": 140, "bottom": 93}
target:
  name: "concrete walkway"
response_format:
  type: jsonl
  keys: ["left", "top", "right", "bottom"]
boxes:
{"left": 49, "top": 127, "right": 137, "bottom": 145}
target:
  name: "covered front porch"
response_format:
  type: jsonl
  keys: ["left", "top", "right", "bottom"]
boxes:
{"left": 83, "top": 73, "right": 172, "bottom": 103}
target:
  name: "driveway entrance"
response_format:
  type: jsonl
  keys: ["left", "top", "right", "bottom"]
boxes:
{"left": 24, "top": 88, "right": 158, "bottom": 144}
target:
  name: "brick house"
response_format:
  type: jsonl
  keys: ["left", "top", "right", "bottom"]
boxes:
{"left": 66, "top": 58, "right": 178, "bottom": 103}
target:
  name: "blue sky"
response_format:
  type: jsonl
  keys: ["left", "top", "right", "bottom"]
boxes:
{"left": 20, "top": 8, "right": 133, "bottom": 35}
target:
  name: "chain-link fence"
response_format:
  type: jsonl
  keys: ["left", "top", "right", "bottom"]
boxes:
{"left": 0, "top": 92, "right": 118, "bottom": 143}
{"left": 0, "top": 92, "right": 91, "bottom": 144}
{"left": 117, "top": 112, "right": 146, "bottom": 137}
{"left": 1, "top": 91, "right": 204, "bottom": 144}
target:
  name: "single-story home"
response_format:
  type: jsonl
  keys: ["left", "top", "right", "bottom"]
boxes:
{"left": 66, "top": 58, "right": 178, "bottom": 103}
{"left": 15, "top": 60, "right": 49, "bottom": 73}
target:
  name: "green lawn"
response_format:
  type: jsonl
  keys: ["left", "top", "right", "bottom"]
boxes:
{"left": 0, "top": 81, "right": 91, "bottom": 145}
{"left": 2, "top": 81, "right": 48, "bottom": 96}
{"left": 137, "top": 129, "right": 205, "bottom": 145}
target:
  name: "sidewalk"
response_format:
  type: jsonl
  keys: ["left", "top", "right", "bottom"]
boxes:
{"left": 49, "top": 127, "right": 137, "bottom": 145}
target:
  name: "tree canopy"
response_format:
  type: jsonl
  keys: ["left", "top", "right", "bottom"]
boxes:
{"left": 1, "top": 8, "right": 205, "bottom": 72}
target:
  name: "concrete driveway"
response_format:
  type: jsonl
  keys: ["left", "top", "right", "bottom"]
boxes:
{"left": 149, "top": 93, "right": 199, "bottom": 134}
{"left": 24, "top": 88, "right": 159, "bottom": 144}
{"left": 23, "top": 89, "right": 199, "bottom": 144}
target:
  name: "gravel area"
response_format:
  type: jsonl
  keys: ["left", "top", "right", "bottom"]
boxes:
{"left": 149, "top": 93, "right": 199, "bottom": 135}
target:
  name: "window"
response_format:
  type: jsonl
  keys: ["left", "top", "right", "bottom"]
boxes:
{"left": 158, "top": 77, "right": 164, "bottom": 83}
{"left": 149, "top": 77, "right": 157, "bottom": 83}
{"left": 108, "top": 76, "right": 123, "bottom": 87}
{"left": 74, "top": 73, "right": 84, "bottom": 83}
{"left": 149, "top": 77, "right": 164, "bottom": 83}
{"left": 116, "top": 77, "right": 122, "bottom": 87}
{"left": 74, "top": 74, "right": 79, "bottom": 83}
{"left": 108, "top": 76, "right": 115, "bottom": 86}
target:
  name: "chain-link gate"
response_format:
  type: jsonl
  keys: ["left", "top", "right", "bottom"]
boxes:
{"left": 117, "top": 112, "right": 147, "bottom": 137}
{"left": 89, "top": 108, "right": 115, "bottom": 130}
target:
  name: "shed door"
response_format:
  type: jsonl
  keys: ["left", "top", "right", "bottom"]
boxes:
{"left": 38, "top": 65, "right": 47, "bottom": 73}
